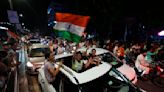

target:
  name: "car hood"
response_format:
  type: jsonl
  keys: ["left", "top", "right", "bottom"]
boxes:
{"left": 60, "top": 62, "right": 111, "bottom": 85}
{"left": 116, "top": 63, "right": 136, "bottom": 81}
{"left": 29, "top": 57, "right": 45, "bottom": 64}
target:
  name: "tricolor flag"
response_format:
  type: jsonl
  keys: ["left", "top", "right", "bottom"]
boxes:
{"left": 53, "top": 13, "right": 90, "bottom": 43}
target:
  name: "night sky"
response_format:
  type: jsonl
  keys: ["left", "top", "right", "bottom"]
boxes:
{"left": 1, "top": 0, "right": 164, "bottom": 34}
{"left": 0, "top": 0, "right": 50, "bottom": 32}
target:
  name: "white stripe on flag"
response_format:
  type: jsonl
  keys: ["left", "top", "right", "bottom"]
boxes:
{"left": 53, "top": 22, "right": 85, "bottom": 36}
{"left": 69, "top": 24, "right": 85, "bottom": 36}
{"left": 53, "top": 22, "right": 70, "bottom": 31}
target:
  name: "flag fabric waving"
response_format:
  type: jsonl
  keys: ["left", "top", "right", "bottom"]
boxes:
{"left": 53, "top": 13, "right": 90, "bottom": 43}
{"left": 7, "top": 30, "right": 20, "bottom": 40}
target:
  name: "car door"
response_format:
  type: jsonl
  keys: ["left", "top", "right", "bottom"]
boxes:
{"left": 58, "top": 73, "right": 79, "bottom": 92}
{"left": 38, "top": 69, "right": 46, "bottom": 92}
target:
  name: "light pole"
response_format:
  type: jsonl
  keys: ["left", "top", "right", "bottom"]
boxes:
{"left": 8, "top": 0, "right": 13, "bottom": 10}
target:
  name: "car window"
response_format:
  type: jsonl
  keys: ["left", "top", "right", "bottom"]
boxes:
{"left": 30, "top": 41, "right": 40, "bottom": 44}
{"left": 101, "top": 52, "right": 123, "bottom": 68}
{"left": 30, "top": 48, "right": 48, "bottom": 57}
{"left": 57, "top": 56, "right": 73, "bottom": 68}
{"left": 58, "top": 73, "right": 79, "bottom": 92}
{"left": 29, "top": 39, "right": 40, "bottom": 44}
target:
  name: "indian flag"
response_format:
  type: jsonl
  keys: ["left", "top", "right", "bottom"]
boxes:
{"left": 53, "top": 13, "right": 90, "bottom": 43}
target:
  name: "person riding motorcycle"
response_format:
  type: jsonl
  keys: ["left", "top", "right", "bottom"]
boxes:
{"left": 135, "top": 49, "right": 151, "bottom": 77}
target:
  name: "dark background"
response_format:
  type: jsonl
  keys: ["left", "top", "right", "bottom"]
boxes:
{"left": 0, "top": 0, "right": 164, "bottom": 39}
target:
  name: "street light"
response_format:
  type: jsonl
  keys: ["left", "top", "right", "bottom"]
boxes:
{"left": 8, "top": 0, "right": 13, "bottom": 10}
{"left": 158, "top": 30, "right": 164, "bottom": 36}
{"left": 19, "top": 14, "right": 23, "bottom": 17}
{"left": 0, "top": 26, "right": 8, "bottom": 30}
{"left": 22, "top": 23, "right": 24, "bottom": 26}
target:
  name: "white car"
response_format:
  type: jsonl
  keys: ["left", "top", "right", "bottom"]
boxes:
{"left": 77, "top": 48, "right": 137, "bottom": 84}
{"left": 38, "top": 52, "right": 142, "bottom": 92}
{"left": 28, "top": 39, "right": 41, "bottom": 44}
{"left": 27, "top": 39, "right": 41, "bottom": 53}
{"left": 26, "top": 44, "right": 49, "bottom": 74}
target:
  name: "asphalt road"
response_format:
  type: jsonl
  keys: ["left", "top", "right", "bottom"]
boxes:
{"left": 19, "top": 44, "right": 41, "bottom": 92}
{"left": 137, "top": 79, "right": 164, "bottom": 92}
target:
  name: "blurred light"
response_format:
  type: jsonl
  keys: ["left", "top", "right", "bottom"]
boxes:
{"left": 47, "top": 8, "right": 52, "bottom": 14}
{"left": 19, "top": 14, "right": 23, "bottom": 17}
{"left": 158, "top": 30, "right": 164, "bottom": 36}
{"left": 27, "top": 62, "right": 33, "bottom": 67}
{"left": 22, "top": 23, "right": 24, "bottom": 25}
{"left": 7, "top": 22, "right": 11, "bottom": 25}
{"left": 0, "top": 26, "right": 8, "bottom": 30}
{"left": 53, "top": 21, "right": 57, "bottom": 23}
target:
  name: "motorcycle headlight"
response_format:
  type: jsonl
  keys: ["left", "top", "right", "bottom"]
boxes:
{"left": 27, "top": 62, "right": 33, "bottom": 67}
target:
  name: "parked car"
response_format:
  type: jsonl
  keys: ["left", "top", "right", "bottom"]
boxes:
{"left": 26, "top": 39, "right": 42, "bottom": 53}
{"left": 26, "top": 44, "right": 49, "bottom": 74}
{"left": 77, "top": 47, "right": 137, "bottom": 84}
{"left": 38, "top": 52, "right": 143, "bottom": 92}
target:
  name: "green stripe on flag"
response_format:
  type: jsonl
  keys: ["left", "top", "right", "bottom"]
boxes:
{"left": 53, "top": 29, "right": 81, "bottom": 43}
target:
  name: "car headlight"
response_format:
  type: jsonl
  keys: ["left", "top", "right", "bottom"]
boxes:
{"left": 27, "top": 62, "right": 34, "bottom": 67}
{"left": 73, "top": 46, "right": 76, "bottom": 50}
{"left": 63, "top": 52, "right": 67, "bottom": 55}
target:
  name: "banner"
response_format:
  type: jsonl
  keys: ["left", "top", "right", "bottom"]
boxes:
{"left": 7, "top": 10, "right": 19, "bottom": 23}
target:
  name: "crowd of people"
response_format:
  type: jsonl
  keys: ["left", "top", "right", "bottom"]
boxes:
{"left": 0, "top": 38, "right": 21, "bottom": 90}
{"left": 28, "top": 33, "right": 161, "bottom": 86}
{"left": 1, "top": 32, "right": 163, "bottom": 90}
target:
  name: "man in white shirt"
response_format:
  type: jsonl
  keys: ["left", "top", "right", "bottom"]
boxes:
{"left": 135, "top": 49, "right": 150, "bottom": 76}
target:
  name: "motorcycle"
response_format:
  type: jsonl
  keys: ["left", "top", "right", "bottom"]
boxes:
{"left": 151, "top": 61, "right": 164, "bottom": 87}
{"left": 134, "top": 60, "right": 164, "bottom": 87}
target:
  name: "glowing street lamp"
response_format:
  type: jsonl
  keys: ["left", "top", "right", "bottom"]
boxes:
{"left": 0, "top": 26, "right": 8, "bottom": 30}
{"left": 22, "top": 23, "right": 24, "bottom": 26}
{"left": 158, "top": 30, "right": 164, "bottom": 36}
{"left": 19, "top": 14, "right": 23, "bottom": 17}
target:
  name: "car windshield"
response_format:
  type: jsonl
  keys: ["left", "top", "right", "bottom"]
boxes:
{"left": 29, "top": 39, "right": 40, "bottom": 44}
{"left": 30, "top": 48, "right": 49, "bottom": 57}
{"left": 79, "top": 68, "right": 139, "bottom": 92}
{"left": 100, "top": 52, "right": 123, "bottom": 68}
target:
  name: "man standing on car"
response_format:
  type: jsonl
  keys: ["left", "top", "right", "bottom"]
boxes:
{"left": 44, "top": 52, "right": 63, "bottom": 89}
{"left": 72, "top": 51, "right": 85, "bottom": 72}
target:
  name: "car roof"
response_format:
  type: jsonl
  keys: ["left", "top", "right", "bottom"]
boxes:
{"left": 55, "top": 53, "right": 73, "bottom": 60}
{"left": 53, "top": 48, "right": 113, "bottom": 84}
{"left": 54, "top": 48, "right": 109, "bottom": 60}
{"left": 60, "top": 62, "right": 111, "bottom": 85}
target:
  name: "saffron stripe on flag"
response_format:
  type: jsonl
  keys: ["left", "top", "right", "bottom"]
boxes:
{"left": 55, "top": 13, "right": 90, "bottom": 27}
